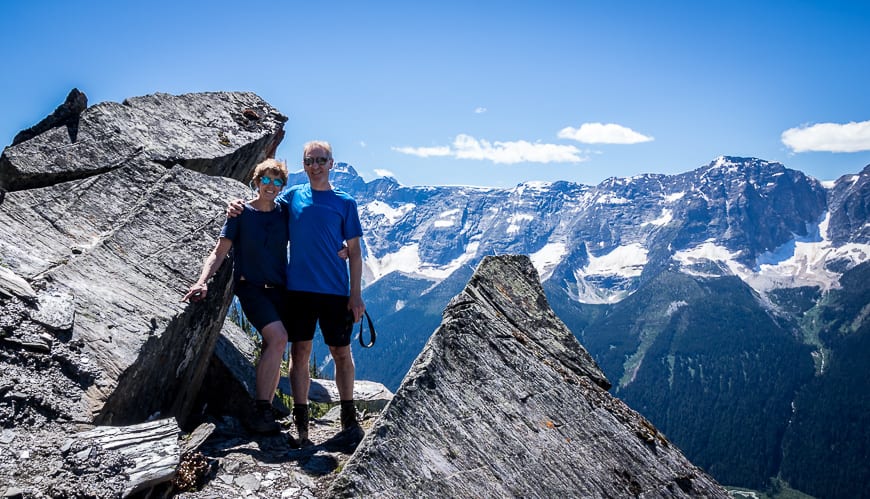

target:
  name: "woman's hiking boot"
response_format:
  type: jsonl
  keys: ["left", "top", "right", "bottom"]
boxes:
{"left": 293, "top": 404, "right": 314, "bottom": 448}
{"left": 246, "top": 400, "right": 281, "bottom": 434}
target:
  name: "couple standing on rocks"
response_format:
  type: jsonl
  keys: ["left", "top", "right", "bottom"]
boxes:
{"left": 182, "top": 140, "right": 366, "bottom": 449}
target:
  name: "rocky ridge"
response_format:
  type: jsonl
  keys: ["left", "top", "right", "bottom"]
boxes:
{"left": 329, "top": 255, "right": 727, "bottom": 498}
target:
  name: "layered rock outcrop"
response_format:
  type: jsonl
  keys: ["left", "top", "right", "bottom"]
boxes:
{"left": 329, "top": 255, "right": 728, "bottom": 498}
{"left": 0, "top": 89, "right": 285, "bottom": 429}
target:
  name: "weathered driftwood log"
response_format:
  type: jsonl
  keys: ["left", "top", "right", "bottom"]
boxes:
{"left": 69, "top": 418, "right": 181, "bottom": 497}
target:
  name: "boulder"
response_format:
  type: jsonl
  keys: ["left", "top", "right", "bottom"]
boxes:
{"left": 0, "top": 89, "right": 284, "bottom": 428}
{"left": 0, "top": 90, "right": 286, "bottom": 193}
{"left": 328, "top": 255, "right": 728, "bottom": 498}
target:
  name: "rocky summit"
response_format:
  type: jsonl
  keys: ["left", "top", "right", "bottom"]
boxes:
{"left": 329, "top": 255, "right": 727, "bottom": 498}
{"left": 1, "top": 90, "right": 722, "bottom": 497}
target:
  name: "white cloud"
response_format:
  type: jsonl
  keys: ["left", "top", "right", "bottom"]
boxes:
{"left": 474, "top": 107, "right": 487, "bottom": 114}
{"left": 392, "top": 134, "right": 586, "bottom": 164}
{"left": 391, "top": 145, "right": 452, "bottom": 157}
{"left": 373, "top": 168, "right": 395, "bottom": 178}
{"left": 558, "top": 122, "right": 654, "bottom": 144}
{"left": 781, "top": 120, "right": 870, "bottom": 153}
{"left": 453, "top": 134, "right": 585, "bottom": 164}
{"left": 359, "top": 140, "right": 367, "bottom": 147}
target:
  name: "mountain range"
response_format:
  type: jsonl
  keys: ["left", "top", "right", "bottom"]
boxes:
{"left": 292, "top": 156, "right": 869, "bottom": 497}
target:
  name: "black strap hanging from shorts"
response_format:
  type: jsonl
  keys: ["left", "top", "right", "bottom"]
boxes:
{"left": 358, "top": 311, "right": 376, "bottom": 348}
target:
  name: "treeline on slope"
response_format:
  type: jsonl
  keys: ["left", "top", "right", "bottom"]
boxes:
{"left": 352, "top": 257, "right": 867, "bottom": 498}
{"left": 560, "top": 271, "right": 815, "bottom": 489}
{"left": 778, "top": 261, "right": 870, "bottom": 499}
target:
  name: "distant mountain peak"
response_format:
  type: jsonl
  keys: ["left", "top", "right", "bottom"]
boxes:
{"left": 333, "top": 161, "right": 359, "bottom": 176}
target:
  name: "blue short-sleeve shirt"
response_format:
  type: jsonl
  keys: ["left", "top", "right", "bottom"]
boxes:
{"left": 277, "top": 184, "right": 363, "bottom": 296}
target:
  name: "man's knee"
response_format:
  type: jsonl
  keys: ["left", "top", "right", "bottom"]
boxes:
{"left": 292, "top": 341, "right": 313, "bottom": 362}
{"left": 330, "top": 345, "right": 353, "bottom": 364}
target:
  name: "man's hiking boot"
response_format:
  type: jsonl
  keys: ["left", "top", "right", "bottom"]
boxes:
{"left": 323, "top": 424, "right": 365, "bottom": 453}
{"left": 340, "top": 401, "right": 359, "bottom": 430}
{"left": 246, "top": 400, "right": 281, "bottom": 434}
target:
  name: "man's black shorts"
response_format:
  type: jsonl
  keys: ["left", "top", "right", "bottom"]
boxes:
{"left": 233, "top": 281, "right": 291, "bottom": 333}
{"left": 285, "top": 290, "right": 352, "bottom": 346}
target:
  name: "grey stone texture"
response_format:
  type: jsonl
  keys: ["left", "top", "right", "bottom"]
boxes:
{"left": 329, "top": 255, "right": 728, "bottom": 498}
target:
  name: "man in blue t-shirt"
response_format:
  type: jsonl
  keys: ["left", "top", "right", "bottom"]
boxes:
{"left": 278, "top": 141, "right": 365, "bottom": 447}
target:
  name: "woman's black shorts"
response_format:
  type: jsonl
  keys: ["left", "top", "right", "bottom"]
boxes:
{"left": 233, "top": 281, "right": 290, "bottom": 332}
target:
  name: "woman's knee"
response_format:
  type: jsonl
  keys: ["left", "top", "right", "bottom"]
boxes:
{"left": 261, "top": 322, "right": 288, "bottom": 347}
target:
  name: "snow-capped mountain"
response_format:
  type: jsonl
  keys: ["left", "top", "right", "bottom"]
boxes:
{"left": 291, "top": 156, "right": 869, "bottom": 496}
{"left": 321, "top": 156, "right": 868, "bottom": 306}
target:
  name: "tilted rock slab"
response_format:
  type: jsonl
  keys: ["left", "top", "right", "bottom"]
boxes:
{"left": 329, "top": 255, "right": 728, "bottom": 498}
{"left": 0, "top": 90, "right": 285, "bottom": 427}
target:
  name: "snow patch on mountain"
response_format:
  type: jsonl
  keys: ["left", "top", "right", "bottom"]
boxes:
{"left": 363, "top": 241, "right": 480, "bottom": 282}
{"left": 673, "top": 213, "right": 870, "bottom": 294}
{"left": 507, "top": 214, "right": 535, "bottom": 235}
{"left": 642, "top": 209, "right": 673, "bottom": 227}
{"left": 673, "top": 242, "right": 744, "bottom": 278}
{"left": 596, "top": 193, "right": 630, "bottom": 205}
{"left": 583, "top": 243, "right": 649, "bottom": 278}
{"left": 530, "top": 242, "right": 567, "bottom": 281}
{"left": 434, "top": 209, "right": 461, "bottom": 228}
{"left": 364, "top": 201, "right": 415, "bottom": 224}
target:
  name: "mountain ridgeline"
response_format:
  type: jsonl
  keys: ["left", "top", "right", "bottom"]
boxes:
{"left": 307, "top": 157, "right": 870, "bottom": 498}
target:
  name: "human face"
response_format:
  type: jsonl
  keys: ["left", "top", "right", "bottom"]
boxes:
{"left": 303, "top": 146, "right": 333, "bottom": 185}
{"left": 257, "top": 173, "right": 284, "bottom": 200}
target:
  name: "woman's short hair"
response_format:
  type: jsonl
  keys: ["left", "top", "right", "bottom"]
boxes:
{"left": 252, "top": 158, "right": 288, "bottom": 184}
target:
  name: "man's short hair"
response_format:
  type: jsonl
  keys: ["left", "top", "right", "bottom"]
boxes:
{"left": 303, "top": 140, "right": 333, "bottom": 158}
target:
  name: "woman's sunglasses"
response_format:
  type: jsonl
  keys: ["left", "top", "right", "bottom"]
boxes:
{"left": 304, "top": 156, "right": 331, "bottom": 166}
{"left": 259, "top": 176, "right": 284, "bottom": 187}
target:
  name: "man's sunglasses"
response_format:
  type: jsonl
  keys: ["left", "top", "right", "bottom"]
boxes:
{"left": 259, "top": 176, "right": 284, "bottom": 187}
{"left": 304, "top": 156, "right": 331, "bottom": 166}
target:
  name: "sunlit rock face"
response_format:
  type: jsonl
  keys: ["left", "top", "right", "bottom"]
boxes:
{"left": 0, "top": 89, "right": 284, "bottom": 427}
{"left": 329, "top": 255, "right": 728, "bottom": 498}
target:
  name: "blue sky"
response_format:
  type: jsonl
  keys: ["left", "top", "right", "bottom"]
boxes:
{"left": 2, "top": 0, "right": 869, "bottom": 188}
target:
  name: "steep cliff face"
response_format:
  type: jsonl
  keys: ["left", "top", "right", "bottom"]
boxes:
{"left": 329, "top": 255, "right": 727, "bottom": 498}
{"left": 0, "top": 89, "right": 284, "bottom": 428}
{"left": 827, "top": 164, "right": 870, "bottom": 246}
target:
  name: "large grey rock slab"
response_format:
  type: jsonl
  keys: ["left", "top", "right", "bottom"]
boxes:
{"left": 0, "top": 90, "right": 286, "bottom": 193}
{"left": 329, "top": 255, "right": 728, "bottom": 498}
{"left": 277, "top": 375, "right": 394, "bottom": 411}
{"left": 0, "top": 90, "right": 280, "bottom": 429}
{"left": 205, "top": 317, "right": 393, "bottom": 418}
{"left": 0, "top": 159, "right": 246, "bottom": 427}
